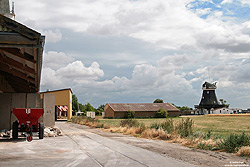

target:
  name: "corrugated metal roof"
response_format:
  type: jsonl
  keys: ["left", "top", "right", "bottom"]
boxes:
{"left": 107, "top": 103, "right": 179, "bottom": 112}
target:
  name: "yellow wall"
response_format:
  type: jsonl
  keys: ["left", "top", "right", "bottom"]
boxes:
{"left": 41, "top": 89, "right": 72, "bottom": 120}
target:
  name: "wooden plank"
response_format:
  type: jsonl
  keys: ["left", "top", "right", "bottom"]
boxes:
{"left": 0, "top": 33, "right": 38, "bottom": 45}
{"left": 0, "top": 44, "right": 43, "bottom": 48}
{"left": 0, "top": 48, "right": 35, "bottom": 63}
{"left": 0, "top": 52, "right": 35, "bottom": 74}
{"left": 0, "top": 61, "right": 35, "bottom": 84}
{"left": 0, "top": 72, "right": 36, "bottom": 92}
{"left": 33, "top": 48, "right": 38, "bottom": 88}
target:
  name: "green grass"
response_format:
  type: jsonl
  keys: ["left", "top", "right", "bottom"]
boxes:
{"left": 98, "top": 116, "right": 250, "bottom": 138}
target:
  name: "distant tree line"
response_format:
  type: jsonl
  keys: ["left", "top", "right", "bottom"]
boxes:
{"left": 72, "top": 94, "right": 104, "bottom": 116}
{"left": 153, "top": 98, "right": 193, "bottom": 111}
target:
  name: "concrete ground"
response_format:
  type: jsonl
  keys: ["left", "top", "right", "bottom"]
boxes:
{"left": 0, "top": 122, "right": 195, "bottom": 167}
{"left": 0, "top": 122, "right": 249, "bottom": 167}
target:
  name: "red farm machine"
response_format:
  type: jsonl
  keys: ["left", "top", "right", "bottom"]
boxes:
{"left": 12, "top": 108, "right": 44, "bottom": 142}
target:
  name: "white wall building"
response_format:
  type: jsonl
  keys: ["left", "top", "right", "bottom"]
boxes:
{"left": 212, "top": 108, "right": 242, "bottom": 114}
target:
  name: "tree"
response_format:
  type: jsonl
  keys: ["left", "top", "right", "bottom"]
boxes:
{"left": 153, "top": 99, "right": 164, "bottom": 103}
{"left": 178, "top": 106, "right": 193, "bottom": 111}
{"left": 155, "top": 108, "right": 168, "bottom": 118}
{"left": 85, "top": 103, "right": 95, "bottom": 111}
{"left": 97, "top": 104, "right": 105, "bottom": 111}
{"left": 79, "top": 103, "right": 86, "bottom": 112}
{"left": 219, "top": 99, "right": 230, "bottom": 108}
{"left": 172, "top": 104, "right": 193, "bottom": 111}
{"left": 96, "top": 104, "right": 105, "bottom": 116}
{"left": 72, "top": 94, "right": 78, "bottom": 113}
{"left": 125, "top": 110, "right": 135, "bottom": 118}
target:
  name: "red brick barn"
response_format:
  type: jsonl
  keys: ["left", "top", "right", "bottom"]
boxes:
{"left": 104, "top": 103, "right": 180, "bottom": 118}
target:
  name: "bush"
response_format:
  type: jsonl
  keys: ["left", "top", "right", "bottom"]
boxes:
{"left": 161, "top": 119, "right": 174, "bottom": 134}
{"left": 136, "top": 123, "right": 146, "bottom": 134}
{"left": 155, "top": 108, "right": 168, "bottom": 118}
{"left": 217, "top": 132, "right": 250, "bottom": 153}
{"left": 175, "top": 118, "right": 193, "bottom": 137}
{"left": 120, "top": 119, "right": 139, "bottom": 127}
{"left": 149, "top": 119, "right": 174, "bottom": 134}
{"left": 197, "top": 143, "right": 214, "bottom": 150}
{"left": 150, "top": 122, "right": 161, "bottom": 130}
{"left": 125, "top": 110, "right": 135, "bottom": 118}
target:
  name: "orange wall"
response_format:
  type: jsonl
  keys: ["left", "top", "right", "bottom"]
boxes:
{"left": 41, "top": 89, "right": 72, "bottom": 120}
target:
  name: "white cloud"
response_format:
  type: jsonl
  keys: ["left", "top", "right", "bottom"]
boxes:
{"left": 15, "top": 0, "right": 250, "bottom": 53}
{"left": 15, "top": 0, "right": 250, "bottom": 108}
{"left": 43, "top": 51, "right": 75, "bottom": 70}
{"left": 40, "top": 29, "right": 62, "bottom": 43}
{"left": 221, "top": 0, "right": 233, "bottom": 4}
{"left": 41, "top": 53, "right": 104, "bottom": 90}
{"left": 195, "top": 8, "right": 211, "bottom": 16}
{"left": 57, "top": 61, "right": 104, "bottom": 81}
{"left": 241, "top": 0, "right": 250, "bottom": 5}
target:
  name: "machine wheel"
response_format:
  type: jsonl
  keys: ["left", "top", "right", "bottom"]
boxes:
{"left": 12, "top": 121, "right": 18, "bottom": 139}
{"left": 27, "top": 134, "right": 32, "bottom": 142}
{"left": 39, "top": 123, "right": 44, "bottom": 139}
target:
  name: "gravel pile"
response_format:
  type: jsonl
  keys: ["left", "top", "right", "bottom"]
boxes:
{"left": 0, "top": 129, "right": 10, "bottom": 137}
{"left": 44, "top": 127, "right": 62, "bottom": 137}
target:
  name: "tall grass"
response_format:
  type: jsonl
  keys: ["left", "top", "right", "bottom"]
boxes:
{"left": 150, "top": 118, "right": 193, "bottom": 137}
{"left": 175, "top": 118, "right": 193, "bottom": 137}
{"left": 120, "top": 119, "right": 139, "bottom": 127}
{"left": 150, "top": 119, "right": 174, "bottom": 134}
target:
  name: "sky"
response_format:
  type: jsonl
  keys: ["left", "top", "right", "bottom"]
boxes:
{"left": 13, "top": 0, "right": 250, "bottom": 109}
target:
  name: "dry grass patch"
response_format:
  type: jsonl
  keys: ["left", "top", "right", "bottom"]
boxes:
{"left": 141, "top": 128, "right": 170, "bottom": 140}
{"left": 236, "top": 146, "right": 250, "bottom": 156}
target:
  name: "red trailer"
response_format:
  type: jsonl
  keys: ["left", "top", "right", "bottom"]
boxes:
{"left": 12, "top": 108, "right": 44, "bottom": 142}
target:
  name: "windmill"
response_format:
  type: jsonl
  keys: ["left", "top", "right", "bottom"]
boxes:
{"left": 195, "top": 82, "right": 225, "bottom": 114}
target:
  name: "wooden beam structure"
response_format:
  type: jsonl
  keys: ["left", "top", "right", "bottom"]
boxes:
{"left": 0, "top": 14, "right": 45, "bottom": 93}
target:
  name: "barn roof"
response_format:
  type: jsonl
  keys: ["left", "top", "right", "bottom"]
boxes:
{"left": 107, "top": 103, "right": 179, "bottom": 112}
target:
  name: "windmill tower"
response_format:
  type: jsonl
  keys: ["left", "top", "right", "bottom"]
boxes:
{"left": 196, "top": 82, "right": 225, "bottom": 114}
{"left": 0, "top": 0, "right": 15, "bottom": 19}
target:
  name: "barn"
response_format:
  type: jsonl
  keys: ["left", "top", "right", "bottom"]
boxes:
{"left": 104, "top": 103, "right": 180, "bottom": 118}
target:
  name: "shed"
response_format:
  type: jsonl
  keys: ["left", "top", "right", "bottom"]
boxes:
{"left": 0, "top": 13, "right": 46, "bottom": 130}
{"left": 104, "top": 103, "right": 180, "bottom": 118}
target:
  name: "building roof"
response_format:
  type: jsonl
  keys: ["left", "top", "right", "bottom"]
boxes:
{"left": 107, "top": 103, "right": 179, "bottom": 112}
{"left": 40, "top": 88, "right": 73, "bottom": 94}
{"left": 0, "top": 14, "right": 45, "bottom": 93}
{"left": 202, "top": 82, "right": 217, "bottom": 90}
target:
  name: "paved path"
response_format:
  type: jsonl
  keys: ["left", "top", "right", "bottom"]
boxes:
{"left": 0, "top": 122, "right": 196, "bottom": 167}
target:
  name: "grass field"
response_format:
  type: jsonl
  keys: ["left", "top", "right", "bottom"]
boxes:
{"left": 97, "top": 115, "right": 250, "bottom": 137}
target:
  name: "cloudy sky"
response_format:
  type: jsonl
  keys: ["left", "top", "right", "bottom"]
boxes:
{"left": 14, "top": 0, "right": 250, "bottom": 109}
